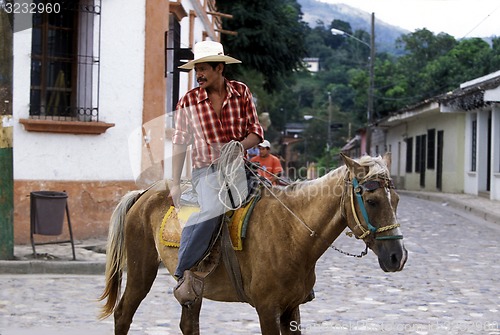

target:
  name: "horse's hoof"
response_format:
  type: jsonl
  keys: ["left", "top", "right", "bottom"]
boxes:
{"left": 174, "top": 270, "right": 204, "bottom": 306}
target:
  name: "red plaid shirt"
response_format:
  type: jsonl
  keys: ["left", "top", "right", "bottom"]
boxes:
{"left": 173, "top": 79, "right": 264, "bottom": 169}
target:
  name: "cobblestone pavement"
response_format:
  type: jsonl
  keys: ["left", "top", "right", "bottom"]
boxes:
{"left": 1, "top": 195, "right": 500, "bottom": 334}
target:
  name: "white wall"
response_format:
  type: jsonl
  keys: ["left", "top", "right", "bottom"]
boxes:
{"left": 382, "top": 123, "right": 407, "bottom": 186}
{"left": 13, "top": 0, "right": 146, "bottom": 181}
{"left": 491, "top": 105, "right": 500, "bottom": 200}
{"left": 382, "top": 111, "right": 465, "bottom": 193}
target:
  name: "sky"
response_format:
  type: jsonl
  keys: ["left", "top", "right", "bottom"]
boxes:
{"left": 320, "top": 0, "right": 500, "bottom": 38}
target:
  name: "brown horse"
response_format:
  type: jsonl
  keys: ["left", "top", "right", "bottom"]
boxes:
{"left": 99, "top": 153, "right": 407, "bottom": 334}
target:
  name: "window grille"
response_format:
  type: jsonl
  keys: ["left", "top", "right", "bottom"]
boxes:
{"left": 29, "top": 0, "right": 101, "bottom": 122}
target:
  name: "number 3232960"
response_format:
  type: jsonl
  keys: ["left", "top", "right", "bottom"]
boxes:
{"left": 2, "top": 2, "right": 61, "bottom": 14}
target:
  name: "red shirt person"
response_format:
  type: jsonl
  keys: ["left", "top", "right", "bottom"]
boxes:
{"left": 250, "top": 140, "right": 283, "bottom": 185}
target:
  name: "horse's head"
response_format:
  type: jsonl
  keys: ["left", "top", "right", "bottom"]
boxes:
{"left": 340, "top": 153, "right": 408, "bottom": 272}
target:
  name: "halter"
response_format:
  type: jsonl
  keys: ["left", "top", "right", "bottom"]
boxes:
{"left": 348, "top": 176, "right": 403, "bottom": 240}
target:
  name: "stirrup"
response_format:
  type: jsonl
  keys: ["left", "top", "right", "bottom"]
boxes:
{"left": 173, "top": 270, "right": 204, "bottom": 306}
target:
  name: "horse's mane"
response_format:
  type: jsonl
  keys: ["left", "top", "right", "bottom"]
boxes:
{"left": 280, "top": 155, "right": 389, "bottom": 192}
{"left": 356, "top": 155, "right": 390, "bottom": 180}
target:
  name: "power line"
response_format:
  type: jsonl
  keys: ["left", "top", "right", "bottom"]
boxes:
{"left": 462, "top": 4, "right": 500, "bottom": 38}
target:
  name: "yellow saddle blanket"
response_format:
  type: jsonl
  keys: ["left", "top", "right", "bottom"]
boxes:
{"left": 159, "top": 196, "right": 258, "bottom": 251}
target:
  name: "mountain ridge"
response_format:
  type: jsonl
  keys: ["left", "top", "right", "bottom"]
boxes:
{"left": 298, "top": 0, "right": 409, "bottom": 54}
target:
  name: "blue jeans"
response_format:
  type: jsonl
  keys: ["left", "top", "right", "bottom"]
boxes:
{"left": 174, "top": 166, "right": 228, "bottom": 278}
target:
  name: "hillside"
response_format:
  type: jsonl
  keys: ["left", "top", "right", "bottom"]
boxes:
{"left": 298, "top": 0, "right": 410, "bottom": 55}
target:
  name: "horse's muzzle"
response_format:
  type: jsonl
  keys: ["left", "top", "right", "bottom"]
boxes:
{"left": 378, "top": 243, "right": 408, "bottom": 272}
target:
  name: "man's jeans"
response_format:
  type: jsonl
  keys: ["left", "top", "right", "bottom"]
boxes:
{"left": 175, "top": 166, "right": 232, "bottom": 279}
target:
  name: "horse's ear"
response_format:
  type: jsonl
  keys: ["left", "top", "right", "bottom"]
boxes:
{"left": 383, "top": 152, "right": 392, "bottom": 173}
{"left": 340, "top": 153, "right": 367, "bottom": 179}
{"left": 340, "top": 152, "right": 352, "bottom": 165}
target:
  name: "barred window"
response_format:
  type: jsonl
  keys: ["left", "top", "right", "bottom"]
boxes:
{"left": 29, "top": 0, "right": 101, "bottom": 121}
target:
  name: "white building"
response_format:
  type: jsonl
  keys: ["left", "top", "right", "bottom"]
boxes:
{"left": 373, "top": 70, "right": 500, "bottom": 201}
{"left": 12, "top": 0, "right": 230, "bottom": 243}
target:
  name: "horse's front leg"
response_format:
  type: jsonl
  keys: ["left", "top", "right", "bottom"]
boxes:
{"left": 280, "top": 306, "right": 302, "bottom": 335}
{"left": 179, "top": 297, "right": 203, "bottom": 335}
{"left": 256, "top": 306, "right": 282, "bottom": 335}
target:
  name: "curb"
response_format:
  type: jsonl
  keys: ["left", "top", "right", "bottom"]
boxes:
{"left": 399, "top": 190, "right": 500, "bottom": 225}
{"left": 0, "top": 260, "right": 105, "bottom": 275}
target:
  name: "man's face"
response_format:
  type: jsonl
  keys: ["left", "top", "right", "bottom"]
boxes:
{"left": 194, "top": 62, "right": 223, "bottom": 89}
{"left": 258, "top": 146, "right": 270, "bottom": 158}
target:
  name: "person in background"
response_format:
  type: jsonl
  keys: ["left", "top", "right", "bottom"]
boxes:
{"left": 246, "top": 145, "right": 259, "bottom": 160}
{"left": 250, "top": 140, "right": 283, "bottom": 185}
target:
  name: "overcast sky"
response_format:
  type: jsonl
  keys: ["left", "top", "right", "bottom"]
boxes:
{"left": 320, "top": 0, "right": 500, "bottom": 38}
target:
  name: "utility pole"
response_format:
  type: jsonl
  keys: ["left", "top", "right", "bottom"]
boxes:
{"left": 331, "top": 14, "right": 375, "bottom": 156}
{"left": 327, "top": 91, "right": 332, "bottom": 151}
{"left": 365, "top": 12, "right": 375, "bottom": 156}
{"left": 0, "top": 0, "right": 14, "bottom": 260}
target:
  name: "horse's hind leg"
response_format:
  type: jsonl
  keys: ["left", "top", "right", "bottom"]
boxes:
{"left": 114, "top": 231, "right": 160, "bottom": 334}
{"left": 280, "top": 306, "right": 302, "bottom": 335}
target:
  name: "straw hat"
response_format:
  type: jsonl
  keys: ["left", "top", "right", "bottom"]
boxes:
{"left": 178, "top": 41, "right": 241, "bottom": 70}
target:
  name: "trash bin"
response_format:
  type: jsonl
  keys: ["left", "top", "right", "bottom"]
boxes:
{"left": 30, "top": 191, "right": 68, "bottom": 235}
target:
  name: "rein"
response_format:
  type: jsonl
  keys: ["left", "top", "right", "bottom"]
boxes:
{"left": 245, "top": 162, "right": 402, "bottom": 257}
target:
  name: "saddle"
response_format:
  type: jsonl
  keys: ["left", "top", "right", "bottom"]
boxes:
{"left": 160, "top": 164, "right": 263, "bottom": 250}
{"left": 159, "top": 193, "right": 260, "bottom": 250}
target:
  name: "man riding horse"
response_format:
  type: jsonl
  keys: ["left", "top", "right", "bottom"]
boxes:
{"left": 170, "top": 40, "right": 264, "bottom": 304}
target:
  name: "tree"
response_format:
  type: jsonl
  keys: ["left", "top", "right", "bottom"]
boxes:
{"left": 216, "top": 0, "right": 307, "bottom": 91}
{"left": 0, "top": 0, "right": 13, "bottom": 96}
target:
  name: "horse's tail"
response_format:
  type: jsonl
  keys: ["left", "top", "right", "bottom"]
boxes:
{"left": 98, "top": 190, "right": 142, "bottom": 319}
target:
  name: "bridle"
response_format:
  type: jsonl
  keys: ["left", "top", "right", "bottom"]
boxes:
{"left": 347, "top": 176, "right": 403, "bottom": 240}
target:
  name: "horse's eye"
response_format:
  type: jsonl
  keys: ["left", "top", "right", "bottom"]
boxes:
{"left": 366, "top": 199, "right": 377, "bottom": 207}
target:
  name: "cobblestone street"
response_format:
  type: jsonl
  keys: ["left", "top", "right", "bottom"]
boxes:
{"left": 1, "top": 195, "right": 500, "bottom": 334}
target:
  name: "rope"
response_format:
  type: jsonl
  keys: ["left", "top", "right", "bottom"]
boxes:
{"left": 244, "top": 159, "right": 317, "bottom": 237}
{"left": 212, "top": 141, "right": 248, "bottom": 211}
{"left": 214, "top": 149, "right": 386, "bottom": 256}
{"left": 345, "top": 176, "right": 401, "bottom": 240}
{"left": 349, "top": 183, "right": 371, "bottom": 239}
{"left": 245, "top": 158, "right": 291, "bottom": 186}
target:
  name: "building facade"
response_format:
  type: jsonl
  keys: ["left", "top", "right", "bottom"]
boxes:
{"left": 12, "top": 0, "right": 227, "bottom": 243}
{"left": 372, "top": 71, "right": 500, "bottom": 201}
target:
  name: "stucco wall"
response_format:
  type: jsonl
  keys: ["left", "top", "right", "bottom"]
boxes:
{"left": 13, "top": 0, "right": 146, "bottom": 182}
{"left": 12, "top": 0, "right": 147, "bottom": 243}
{"left": 380, "top": 111, "right": 465, "bottom": 193}
{"left": 492, "top": 106, "right": 500, "bottom": 200}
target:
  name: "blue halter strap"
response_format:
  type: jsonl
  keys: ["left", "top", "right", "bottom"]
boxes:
{"left": 352, "top": 177, "right": 378, "bottom": 233}
{"left": 350, "top": 177, "right": 403, "bottom": 240}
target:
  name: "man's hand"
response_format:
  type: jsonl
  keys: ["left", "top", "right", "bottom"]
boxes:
{"left": 230, "top": 142, "right": 244, "bottom": 161}
{"left": 169, "top": 183, "right": 182, "bottom": 208}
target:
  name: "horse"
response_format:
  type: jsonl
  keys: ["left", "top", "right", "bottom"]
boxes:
{"left": 99, "top": 153, "right": 408, "bottom": 334}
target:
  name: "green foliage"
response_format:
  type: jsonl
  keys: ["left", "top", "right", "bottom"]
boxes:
{"left": 217, "top": 0, "right": 307, "bottom": 91}
{"left": 215, "top": 1, "right": 500, "bottom": 178}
